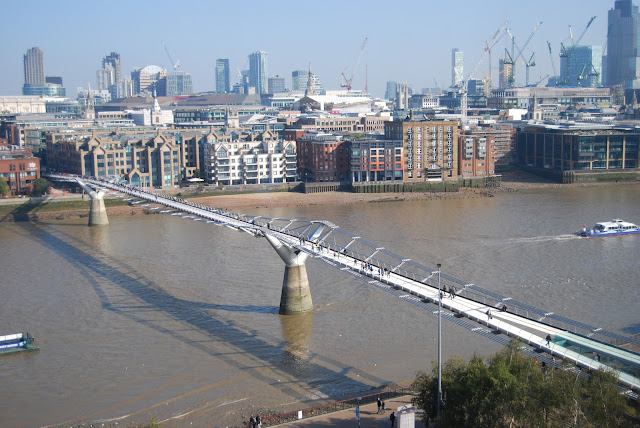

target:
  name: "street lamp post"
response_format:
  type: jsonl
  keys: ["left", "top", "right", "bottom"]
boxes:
{"left": 436, "top": 263, "right": 442, "bottom": 427}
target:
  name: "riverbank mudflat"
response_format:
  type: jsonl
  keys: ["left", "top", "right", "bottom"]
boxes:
{"left": 3, "top": 170, "right": 637, "bottom": 222}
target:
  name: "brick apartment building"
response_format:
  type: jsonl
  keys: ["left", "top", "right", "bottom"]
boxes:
{"left": 0, "top": 141, "right": 40, "bottom": 196}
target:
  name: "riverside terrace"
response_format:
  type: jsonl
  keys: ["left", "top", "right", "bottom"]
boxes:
{"left": 44, "top": 173, "right": 640, "bottom": 397}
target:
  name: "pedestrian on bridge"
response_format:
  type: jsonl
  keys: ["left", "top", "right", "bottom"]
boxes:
{"left": 486, "top": 309, "right": 492, "bottom": 320}
{"left": 377, "top": 397, "right": 382, "bottom": 414}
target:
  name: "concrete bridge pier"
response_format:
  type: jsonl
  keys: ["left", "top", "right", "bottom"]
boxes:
{"left": 264, "top": 234, "right": 313, "bottom": 315}
{"left": 76, "top": 180, "right": 109, "bottom": 226}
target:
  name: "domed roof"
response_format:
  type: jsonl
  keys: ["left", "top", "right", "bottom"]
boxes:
{"left": 140, "top": 65, "right": 166, "bottom": 75}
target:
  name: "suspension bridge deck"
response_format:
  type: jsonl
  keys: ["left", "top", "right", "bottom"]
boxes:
{"left": 45, "top": 174, "right": 640, "bottom": 394}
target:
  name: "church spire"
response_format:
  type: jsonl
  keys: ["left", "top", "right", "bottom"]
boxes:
{"left": 305, "top": 62, "right": 316, "bottom": 96}
{"left": 85, "top": 82, "right": 96, "bottom": 120}
{"left": 152, "top": 88, "right": 161, "bottom": 112}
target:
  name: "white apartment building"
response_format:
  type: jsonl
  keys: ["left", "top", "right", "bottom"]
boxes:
{"left": 200, "top": 133, "right": 297, "bottom": 185}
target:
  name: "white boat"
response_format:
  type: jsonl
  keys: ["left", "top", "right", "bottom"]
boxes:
{"left": 0, "top": 332, "right": 38, "bottom": 355}
{"left": 578, "top": 219, "right": 640, "bottom": 237}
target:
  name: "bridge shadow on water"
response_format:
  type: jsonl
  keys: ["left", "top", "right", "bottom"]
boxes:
{"left": 16, "top": 222, "right": 390, "bottom": 410}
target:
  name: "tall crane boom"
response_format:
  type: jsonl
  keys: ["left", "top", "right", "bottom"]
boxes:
{"left": 505, "top": 22, "right": 542, "bottom": 87}
{"left": 547, "top": 41, "right": 557, "bottom": 77}
{"left": 561, "top": 16, "right": 596, "bottom": 58}
{"left": 460, "top": 21, "right": 508, "bottom": 124}
{"left": 162, "top": 42, "right": 180, "bottom": 71}
{"left": 341, "top": 37, "right": 368, "bottom": 91}
{"left": 484, "top": 21, "right": 509, "bottom": 91}
{"left": 559, "top": 16, "right": 596, "bottom": 85}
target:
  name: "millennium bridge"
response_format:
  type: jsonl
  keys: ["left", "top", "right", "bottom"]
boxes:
{"left": 45, "top": 173, "right": 640, "bottom": 396}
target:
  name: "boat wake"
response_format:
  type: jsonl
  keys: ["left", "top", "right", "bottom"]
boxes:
{"left": 504, "top": 234, "right": 581, "bottom": 244}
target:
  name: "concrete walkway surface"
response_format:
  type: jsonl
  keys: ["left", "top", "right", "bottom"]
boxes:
{"left": 272, "top": 395, "right": 422, "bottom": 427}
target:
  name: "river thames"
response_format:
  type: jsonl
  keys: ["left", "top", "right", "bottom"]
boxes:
{"left": 1, "top": 184, "right": 639, "bottom": 427}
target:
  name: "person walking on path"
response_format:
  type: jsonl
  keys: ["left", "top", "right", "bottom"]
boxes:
{"left": 377, "top": 397, "right": 382, "bottom": 414}
{"left": 249, "top": 415, "right": 256, "bottom": 428}
{"left": 390, "top": 411, "right": 396, "bottom": 427}
{"left": 546, "top": 334, "right": 551, "bottom": 346}
{"left": 380, "top": 400, "right": 386, "bottom": 414}
{"left": 256, "top": 414, "right": 262, "bottom": 428}
{"left": 486, "top": 309, "right": 492, "bottom": 320}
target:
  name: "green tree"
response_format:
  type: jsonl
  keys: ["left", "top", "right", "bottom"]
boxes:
{"left": 412, "top": 340, "right": 638, "bottom": 427}
{"left": 0, "top": 179, "right": 9, "bottom": 197}
{"left": 32, "top": 178, "right": 49, "bottom": 196}
{"left": 583, "top": 369, "right": 634, "bottom": 427}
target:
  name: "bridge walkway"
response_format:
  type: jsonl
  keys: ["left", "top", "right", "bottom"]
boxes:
{"left": 45, "top": 174, "right": 640, "bottom": 394}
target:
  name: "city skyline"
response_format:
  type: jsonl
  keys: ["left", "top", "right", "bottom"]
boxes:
{"left": 1, "top": 0, "right": 612, "bottom": 98}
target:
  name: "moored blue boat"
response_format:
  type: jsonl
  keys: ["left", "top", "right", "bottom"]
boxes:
{"left": 578, "top": 219, "right": 640, "bottom": 237}
{"left": 0, "top": 333, "right": 38, "bottom": 355}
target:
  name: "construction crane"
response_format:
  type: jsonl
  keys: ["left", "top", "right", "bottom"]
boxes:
{"left": 484, "top": 22, "right": 508, "bottom": 91}
{"left": 459, "top": 21, "right": 508, "bottom": 124}
{"left": 162, "top": 42, "right": 180, "bottom": 71}
{"left": 341, "top": 37, "right": 368, "bottom": 91}
{"left": 483, "top": 58, "right": 524, "bottom": 95}
{"left": 505, "top": 22, "right": 542, "bottom": 87}
{"left": 525, "top": 52, "right": 536, "bottom": 86}
{"left": 559, "top": 16, "right": 596, "bottom": 85}
{"left": 533, "top": 74, "right": 550, "bottom": 87}
{"left": 547, "top": 41, "right": 557, "bottom": 77}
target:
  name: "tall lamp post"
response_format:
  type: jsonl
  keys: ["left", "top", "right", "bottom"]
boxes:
{"left": 436, "top": 263, "right": 442, "bottom": 427}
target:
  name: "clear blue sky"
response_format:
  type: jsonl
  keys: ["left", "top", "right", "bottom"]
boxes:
{"left": 0, "top": 0, "right": 613, "bottom": 98}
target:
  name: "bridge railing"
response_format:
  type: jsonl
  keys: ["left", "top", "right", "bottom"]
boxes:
{"left": 47, "top": 174, "right": 640, "bottom": 352}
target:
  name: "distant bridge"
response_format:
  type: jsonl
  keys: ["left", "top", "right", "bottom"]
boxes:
{"left": 45, "top": 173, "right": 640, "bottom": 396}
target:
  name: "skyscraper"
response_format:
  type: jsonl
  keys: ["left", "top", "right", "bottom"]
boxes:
{"left": 385, "top": 81, "right": 398, "bottom": 101}
{"left": 560, "top": 45, "right": 602, "bottom": 87}
{"left": 102, "top": 52, "right": 121, "bottom": 85}
{"left": 99, "top": 52, "right": 121, "bottom": 99}
{"left": 96, "top": 64, "right": 115, "bottom": 92}
{"left": 24, "top": 47, "right": 45, "bottom": 85}
{"left": 249, "top": 51, "right": 268, "bottom": 94}
{"left": 607, "top": 0, "right": 640, "bottom": 88}
{"left": 268, "top": 75, "right": 286, "bottom": 93}
{"left": 451, "top": 48, "right": 464, "bottom": 87}
{"left": 215, "top": 59, "right": 230, "bottom": 94}
{"left": 498, "top": 58, "right": 513, "bottom": 90}
{"left": 22, "top": 47, "right": 66, "bottom": 96}
{"left": 131, "top": 65, "right": 167, "bottom": 95}
{"left": 292, "top": 70, "right": 324, "bottom": 93}
{"left": 167, "top": 71, "right": 193, "bottom": 96}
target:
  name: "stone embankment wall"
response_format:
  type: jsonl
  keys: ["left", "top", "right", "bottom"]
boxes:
{"left": 352, "top": 181, "right": 459, "bottom": 193}
{"left": 180, "top": 181, "right": 303, "bottom": 195}
{"left": 563, "top": 169, "right": 640, "bottom": 184}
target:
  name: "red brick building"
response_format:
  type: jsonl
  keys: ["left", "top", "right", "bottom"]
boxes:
{"left": 296, "top": 132, "right": 349, "bottom": 182}
{"left": 0, "top": 143, "right": 41, "bottom": 196}
{"left": 348, "top": 137, "right": 404, "bottom": 182}
{"left": 458, "top": 134, "right": 496, "bottom": 177}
